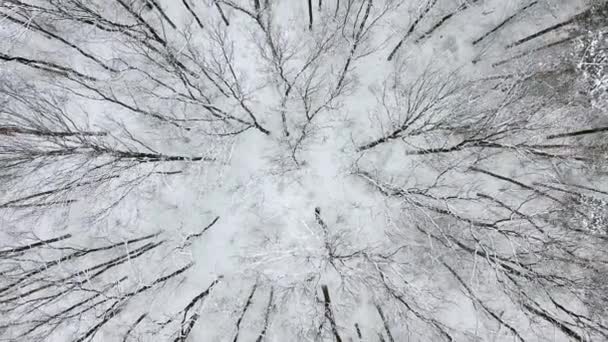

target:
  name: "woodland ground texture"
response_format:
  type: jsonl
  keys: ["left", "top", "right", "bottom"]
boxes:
{"left": 0, "top": 0, "right": 608, "bottom": 341}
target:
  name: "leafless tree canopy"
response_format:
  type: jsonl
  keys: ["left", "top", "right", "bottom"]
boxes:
{"left": 1, "top": 0, "right": 607, "bottom": 341}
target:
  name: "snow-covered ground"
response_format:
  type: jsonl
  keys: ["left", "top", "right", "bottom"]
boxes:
{"left": 1, "top": 0, "right": 607, "bottom": 341}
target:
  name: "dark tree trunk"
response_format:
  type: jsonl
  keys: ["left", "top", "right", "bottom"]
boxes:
{"left": 308, "top": 0, "right": 313, "bottom": 30}
{"left": 473, "top": 1, "right": 538, "bottom": 46}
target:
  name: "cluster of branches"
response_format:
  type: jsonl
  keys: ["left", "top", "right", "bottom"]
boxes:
{"left": 0, "top": 0, "right": 272, "bottom": 135}
{"left": 491, "top": 1, "right": 608, "bottom": 69}
{"left": 0, "top": 0, "right": 403, "bottom": 169}
{"left": 216, "top": 0, "right": 401, "bottom": 165}
{"left": 0, "top": 78, "right": 214, "bottom": 215}
{"left": 386, "top": 0, "right": 485, "bottom": 60}
{"left": 257, "top": 3, "right": 608, "bottom": 334}
{"left": 1, "top": 0, "right": 607, "bottom": 340}
{"left": 240, "top": 204, "right": 458, "bottom": 340}
{"left": 345, "top": 2, "right": 608, "bottom": 339}
{"left": 354, "top": 163, "right": 608, "bottom": 340}
{"left": 0, "top": 217, "right": 225, "bottom": 341}
{"left": 575, "top": 28, "right": 608, "bottom": 110}
{"left": 225, "top": 51, "right": 608, "bottom": 337}
{"left": 0, "top": 0, "right": 403, "bottom": 339}
{"left": 346, "top": 38, "right": 608, "bottom": 339}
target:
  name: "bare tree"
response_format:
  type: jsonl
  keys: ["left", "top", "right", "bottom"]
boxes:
{"left": 0, "top": 78, "right": 217, "bottom": 216}
{"left": 0, "top": 216, "right": 223, "bottom": 341}
{"left": 349, "top": 44, "right": 608, "bottom": 340}
{"left": 1, "top": 0, "right": 607, "bottom": 341}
